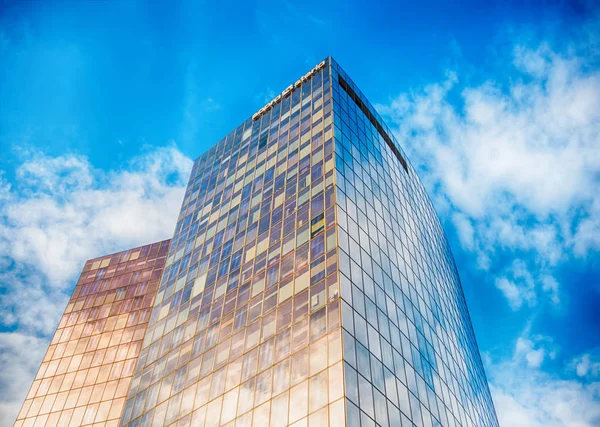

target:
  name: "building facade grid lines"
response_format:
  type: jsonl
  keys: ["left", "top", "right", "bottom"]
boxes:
{"left": 15, "top": 240, "right": 171, "bottom": 427}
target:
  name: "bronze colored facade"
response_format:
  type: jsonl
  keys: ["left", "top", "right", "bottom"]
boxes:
{"left": 15, "top": 240, "right": 170, "bottom": 427}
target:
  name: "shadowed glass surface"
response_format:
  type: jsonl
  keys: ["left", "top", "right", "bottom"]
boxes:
{"left": 330, "top": 58, "right": 498, "bottom": 427}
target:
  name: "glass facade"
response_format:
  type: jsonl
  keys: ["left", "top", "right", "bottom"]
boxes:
{"left": 15, "top": 57, "right": 498, "bottom": 427}
{"left": 119, "top": 60, "right": 343, "bottom": 427}
{"left": 330, "top": 59, "right": 498, "bottom": 427}
{"left": 14, "top": 240, "right": 170, "bottom": 427}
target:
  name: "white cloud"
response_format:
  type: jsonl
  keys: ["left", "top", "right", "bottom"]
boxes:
{"left": 491, "top": 378, "right": 600, "bottom": 427}
{"left": 495, "top": 277, "right": 528, "bottom": 311}
{"left": 0, "top": 333, "right": 49, "bottom": 426}
{"left": 488, "top": 336, "right": 600, "bottom": 427}
{"left": 541, "top": 275, "right": 561, "bottom": 305}
{"left": 181, "top": 61, "right": 223, "bottom": 149}
{"left": 514, "top": 336, "right": 549, "bottom": 369}
{"left": 494, "top": 259, "right": 559, "bottom": 311}
{"left": 570, "top": 353, "right": 600, "bottom": 379}
{"left": 509, "top": 328, "right": 557, "bottom": 369}
{"left": 451, "top": 212, "right": 475, "bottom": 251}
{"left": 378, "top": 34, "right": 600, "bottom": 310}
{"left": 1, "top": 146, "right": 191, "bottom": 286}
{"left": 0, "top": 145, "right": 192, "bottom": 424}
{"left": 573, "top": 199, "right": 600, "bottom": 257}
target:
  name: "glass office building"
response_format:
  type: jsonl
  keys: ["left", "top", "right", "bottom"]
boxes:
{"left": 16, "top": 57, "right": 498, "bottom": 427}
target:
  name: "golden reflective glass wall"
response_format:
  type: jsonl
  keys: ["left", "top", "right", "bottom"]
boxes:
{"left": 15, "top": 240, "right": 170, "bottom": 427}
{"left": 120, "top": 61, "right": 345, "bottom": 427}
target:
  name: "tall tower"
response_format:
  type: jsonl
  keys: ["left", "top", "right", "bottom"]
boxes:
{"left": 15, "top": 57, "right": 498, "bottom": 427}
{"left": 118, "top": 57, "right": 498, "bottom": 427}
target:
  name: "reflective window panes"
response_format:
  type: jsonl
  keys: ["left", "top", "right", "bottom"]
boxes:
{"left": 330, "top": 57, "right": 498, "bottom": 427}
{"left": 14, "top": 240, "right": 170, "bottom": 427}
{"left": 119, "top": 58, "right": 344, "bottom": 427}
{"left": 15, "top": 58, "right": 498, "bottom": 427}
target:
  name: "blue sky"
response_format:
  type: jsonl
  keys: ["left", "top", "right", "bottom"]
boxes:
{"left": 1, "top": 0, "right": 599, "bottom": 425}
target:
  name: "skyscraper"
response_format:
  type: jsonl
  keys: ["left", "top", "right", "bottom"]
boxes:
{"left": 16, "top": 57, "right": 498, "bottom": 427}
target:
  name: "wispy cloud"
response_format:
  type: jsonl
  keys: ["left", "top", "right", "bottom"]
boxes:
{"left": 495, "top": 260, "right": 537, "bottom": 310}
{"left": 570, "top": 352, "right": 600, "bottom": 379}
{"left": 181, "top": 62, "right": 223, "bottom": 149}
{"left": 488, "top": 336, "right": 600, "bottom": 427}
{"left": 378, "top": 27, "right": 600, "bottom": 311}
{"left": 283, "top": 0, "right": 325, "bottom": 26}
{"left": 489, "top": 362, "right": 600, "bottom": 427}
{"left": 254, "top": 86, "right": 277, "bottom": 106}
{"left": 0, "top": 332, "right": 49, "bottom": 426}
{"left": 377, "top": 15, "right": 600, "bottom": 424}
{"left": 0, "top": 145, "right": 192, "bottom": 423}
{"left": 513, "top": 332, "right": 557, "bottom": 369}
{"left": 483, "top": 328, "right": 598, "bottom": 427}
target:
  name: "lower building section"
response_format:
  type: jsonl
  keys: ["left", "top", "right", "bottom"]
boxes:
{"left": 14, "top": 240, "right": 170, "bottom": 427}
